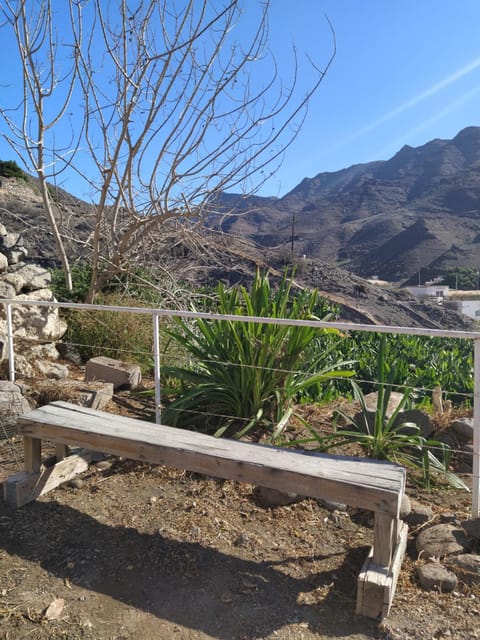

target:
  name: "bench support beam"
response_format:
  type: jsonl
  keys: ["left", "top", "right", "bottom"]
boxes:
{"left": 357, "top": 520, "right": 408, "bottom": 618}
{"left": 3, "top": 449, "right": 91, "bottom": 508}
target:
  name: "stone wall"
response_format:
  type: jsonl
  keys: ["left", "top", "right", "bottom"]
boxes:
{"left": 0, "top": 223, "right": 68, "bottom": 435}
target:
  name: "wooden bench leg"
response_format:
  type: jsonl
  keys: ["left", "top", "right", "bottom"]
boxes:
{"left": 356, "top": 514, "right": 408, "bottom": 619}
{"left": 55, "top": 443, "right": 69, "bottom": 461}
{"left": 3, "top": 444, "right": 92, "bottom": 508}
{"left": 24, "top": 436, "right": 42, "bottom": 473}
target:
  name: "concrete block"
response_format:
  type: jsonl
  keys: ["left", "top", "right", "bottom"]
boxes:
{"left": 85, "top": 356, "right": 141, "bottom": 390}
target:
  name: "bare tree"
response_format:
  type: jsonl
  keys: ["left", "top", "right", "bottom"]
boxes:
{"left": 0, "top": 0, "right": 82, "bottom": 290}
{"left": 0, "top": 0, "right": 335, "bottom": 302}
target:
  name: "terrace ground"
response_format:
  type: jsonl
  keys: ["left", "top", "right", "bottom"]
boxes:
{"left": 1, "top": 399, "right": 479, "bottom": 640}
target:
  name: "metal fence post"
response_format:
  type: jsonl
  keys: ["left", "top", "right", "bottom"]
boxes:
{"left": 6, "top": 303, "right": 15, "bottom": 382}
{"left": 153, "top": 313, "right": 162, "bottom": 424}
{"left": 473, "top": 338, "right": 480, "bottom": 516}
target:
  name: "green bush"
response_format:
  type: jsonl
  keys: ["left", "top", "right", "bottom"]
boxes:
{"left": 160, "top": 269, "right": 354, "bottom": 437}
{"left": 51, "top": 263, "right": 93, "bottom": 303}
{"left": 294, "top": 336, "right": 468, "bottom": 490}
{"left": 0, "top": 159, "right": 26, "bottom": 180}
{"left": 63, "top": 294, "right": 155, "bottom": 373}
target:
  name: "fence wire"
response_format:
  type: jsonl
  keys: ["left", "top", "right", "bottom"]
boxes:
{"left": 1, "top": 297, "right": 480, "bottom": 513}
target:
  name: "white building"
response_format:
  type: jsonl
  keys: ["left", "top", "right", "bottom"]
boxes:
{"left": 406, "top": 284, "right": 450, "bottom": 302}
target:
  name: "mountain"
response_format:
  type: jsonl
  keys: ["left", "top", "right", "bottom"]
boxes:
{"left": 0, "top": 168, "right": 476, "bottom": 330}
{"left": 218, "top": 126, "right": 480, "bottom": 284}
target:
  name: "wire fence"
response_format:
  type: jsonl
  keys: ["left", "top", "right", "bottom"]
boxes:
{"left": 1, "top": 296, "right": 480, "bottom": 514}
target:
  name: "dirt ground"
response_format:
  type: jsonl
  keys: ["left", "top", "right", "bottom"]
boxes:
{"left": 1, "top": 402, "right": 480, "bottom": 640}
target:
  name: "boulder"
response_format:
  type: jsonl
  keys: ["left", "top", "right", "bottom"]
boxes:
{"left": 416, "top": 523, "right": 470, "bottom": 558}
{"left": 392, "top": 409, "right": 434, "bottom": 438}
{"left": 404, "top": 498, "right": 434, "bottom": 526}
{"left": 0, "top": 380, "right": 31, "bottom": 438}
{"left": 451, "top": 417, "right": 474, "bottom": 442}
{"left": 461, "top": 518, "right": 480, "bottom": 540}
{"left": 4, "top": 263, "right": 51, "bottom": 293}
{"left": 35, "top": 360, "right": 69, "bottom": 380}
{"left": 257, "top": 486, "right": 305, "bottom": 507}
{"left": 417, "top": 562, "right": 458, "bottom": 592}
{"left": 448, "top": 554, "right": 480, "bottom": 584}
{"left": 363, "top": 391, "right": 404, "bottom": 415}
{"left": 6, "top": 289, "right": 67, "bottom": 341}
{"left": 0, "top": 252, "right": 8, "bottom": 272}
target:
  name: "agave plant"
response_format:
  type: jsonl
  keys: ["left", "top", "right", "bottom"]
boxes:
{"left": 291, "top": 335, "right": 468, "bottom": 490}
{"left": 160, "top": 269, "right": 354, "bottom": 438}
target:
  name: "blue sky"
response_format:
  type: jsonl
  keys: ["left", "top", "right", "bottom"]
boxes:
{"left": 261, "top": 0, "right": 480, "bottom": 196}
{"left": 1, "top": 1, "right": 480, "bottom": 201}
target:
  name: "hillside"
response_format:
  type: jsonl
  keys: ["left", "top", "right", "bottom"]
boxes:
{"left": 217, "top": 126, "right": 480, "bottom": 285}
{"left": 0, "top": 177, "right": 95, "bottom": 266}
{"left": 0, "top": 145, "right": 478, "bottom": 330}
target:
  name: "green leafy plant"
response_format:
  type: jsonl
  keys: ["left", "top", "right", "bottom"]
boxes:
{"left": 329, "top": 331, "right": 473, "bottom": 406}
{"left": 161, "top": 269, "right": 354, "bottom": 438}
{"left": 0, "top": 159, "right": 26, "bottom": 180}
{"left": 293, "top": 336, "right": 468, "bottom": 490}
{"left": 61, "top": 293, "right": 155, "bottom": 373}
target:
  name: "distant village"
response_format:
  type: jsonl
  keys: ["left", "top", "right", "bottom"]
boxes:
{"left": 368, "top": 276, "right": 480, "bottom": 321}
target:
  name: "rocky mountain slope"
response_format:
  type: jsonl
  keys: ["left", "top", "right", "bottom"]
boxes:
{"left": 0, "top": 140, "right": 478, "bottom": 330}
{"left": 217, "top": 126, "right": 480, "bottom": 285}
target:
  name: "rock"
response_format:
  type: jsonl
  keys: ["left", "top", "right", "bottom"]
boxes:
{"left": 458, "top": 443, "right": 474, "bottom": 469}
{"left": 0, "top": 380, "right": 32, "bottom": 438}
{"left": 2, "top": 288, "right": 67, "bottom": 342}
{"left": 69, "top": 478, "right": 85, "bottom": 489}
{"left": 448, "top": 554, "right": 480, "bottom": 584}
{"left": 404, "top": 499, "right": 434, "bottom": 526}
{"left": 89, "top": 385, "right": 114, "bottom": 410}
{"left": 317, "top": 498, "right": 348, "bottom": 512}
{"left": 233, "top": 533, "right": 250, "bottom": 547}
{"left": 43, "top": 597, "right": 65, "bottom": 621}
{"left": 417, "top": 562, "right": 458, "bottom": 592}
{"left": 461, "top": 518, "right": 480, "bottom": 540}
{"left": 416, "top": 523, "right": 470, "bottom": 558}
{"left": 0, "top": 252, "right": 8, "bottom": 272}
{"left": 28, "top": 343, "right": 60, "bottom": 360}
{"left": 10, "top": 355, "right": 34, "bottom": 378}
{"left": 363, "top": 391, "right": 404, "bottom": 415}
{"left": 4, "top": 263, "right": 51, "bottom": 293}
{"left": 35, "top": 360, "right": 69, "bottom": 380}
{"left": 32, "top": 379, "right": 114, "bottom": 410}
{"left": 393, "top": 409, "right": 434, "bottom": 438}
{"left": 257, "top": 486, "right": 304, "bottom": 507}
{"left": 0, "top": 281, "right": 16, "bottom": 299}
{"left": 56, "top": 341, "right": 84, "bottom": 365}
{"left": 451, "top": 418, "right": 474, "bottom": 442}
{"left": 95, "top": 460, "right": 112, "bottom": 471}
{"left": 400, "top": 493, "right": 411, "bottom": 519}
{"left": 439, "top": 514, "right": 461, "bottom": 526}
{"left": 7, "top": 248, "right": 28, "bottom": 265}
{"left": 85, "top": 356, "right": 141, "bottom": 390}
{"left": 433, "top": 428, "right": 459, "bottom": 453}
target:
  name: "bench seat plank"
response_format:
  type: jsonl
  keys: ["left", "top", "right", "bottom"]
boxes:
{"left": 17, "top": 401, "right": 405, "bottom": 516}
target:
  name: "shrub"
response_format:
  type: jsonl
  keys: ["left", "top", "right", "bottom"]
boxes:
{"left": 0, "top": 159, "right": 26, "bottom": 180}
{"left": 295, "top": 335, "right": 468, "bottom": 490}
{"left": 62, "top": 294, "right": 155, "bottom": 373}
{"left": 160, "top": 269, "right": 354, "bottom": 437}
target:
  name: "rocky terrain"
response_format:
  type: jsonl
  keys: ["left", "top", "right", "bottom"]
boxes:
{"left": 0, "top": 177, "right": 476, "bottom": 331}
{"left": 215, "top": 126, "right": 480, "bottom": 285}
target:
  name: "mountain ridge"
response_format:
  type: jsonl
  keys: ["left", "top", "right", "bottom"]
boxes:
{"left": 218, "top": 125, "right": 480, "bottom": 284}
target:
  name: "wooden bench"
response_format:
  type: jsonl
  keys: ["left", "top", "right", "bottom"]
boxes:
{"left": 3, "top": 400, "right": 408, "bottom": 619}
